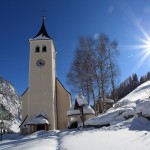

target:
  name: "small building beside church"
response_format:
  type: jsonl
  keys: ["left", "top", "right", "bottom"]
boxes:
{"left": 20, "top": 17, "right": 71, "bottom": 134}
{"left": 67, "top": 95, "right": 95, "bottom": 128}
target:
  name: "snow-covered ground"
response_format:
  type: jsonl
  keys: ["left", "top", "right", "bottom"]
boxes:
{"left": 0, "top": 131, "right": 58, "bottom": 150}
{"left": 1, "top": 117, "right": 150, "bottom": 150}
{"left": 1, "top": 81, "right": 150, "bottom": 150}
{"left": 85, "top": 80, "right": 150, "bottom": 127}
{"left": 60, "top": 117, "right": 150, "bottom": 150}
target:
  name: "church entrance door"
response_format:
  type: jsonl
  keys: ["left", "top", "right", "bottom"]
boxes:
{"left": 37, "top": 124, "right": 45, "bottom": 131}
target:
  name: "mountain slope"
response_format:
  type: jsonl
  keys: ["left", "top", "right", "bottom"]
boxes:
{"left": 0, "top": 76, "right": 21, "bottom": 132}
{"left": 0, "top": 76, "right": 21, "bottom": 118}
{"left": 115, "top": 80, "right": 150, "bottom": 106}
{"left": 85, "top": 80, "right": 150, "bottom": 126}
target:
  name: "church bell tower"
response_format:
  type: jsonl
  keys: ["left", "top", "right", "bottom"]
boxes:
{"left": 21, "top": 17, "right": 71, "bottom": 134}
{"left": 28, "top": 17, "right": 57, "bottom": 130}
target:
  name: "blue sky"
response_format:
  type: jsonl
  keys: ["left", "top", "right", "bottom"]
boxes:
{"left": 0, "top": 0, "right": 150, "bottom": 95}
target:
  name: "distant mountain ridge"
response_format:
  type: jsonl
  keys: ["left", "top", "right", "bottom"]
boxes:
{"left": 0, "top": 76, "right": 21, "bottom": 119}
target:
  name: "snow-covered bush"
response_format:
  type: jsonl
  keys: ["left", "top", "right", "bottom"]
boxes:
{"left": 136, "top": 99, "right": 150, "bottom": 117}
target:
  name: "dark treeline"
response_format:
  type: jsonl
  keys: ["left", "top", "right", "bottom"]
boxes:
{"left": 109, "top": 72, "right": 150, "bottom": 101}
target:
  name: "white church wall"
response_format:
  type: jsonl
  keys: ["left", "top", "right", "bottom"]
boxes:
{"left": 28, "top": 39, "right": 56, "bottom": 130}
{"left": 56, "top": 79, "right": 72, "bottom": 129}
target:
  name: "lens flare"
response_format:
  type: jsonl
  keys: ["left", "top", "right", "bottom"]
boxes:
{"left": 118, "top": 0, "right": 150, "bottom": 71}
{"left": 120, "top": 37, "right": 150, "bottom": 71}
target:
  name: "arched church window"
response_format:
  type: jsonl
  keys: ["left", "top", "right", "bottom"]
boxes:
{"left": 42, "top": 46, "right": 47, "bottom": 52}
{"left": 35, "top": 46, "right": 40, "bottom": 53}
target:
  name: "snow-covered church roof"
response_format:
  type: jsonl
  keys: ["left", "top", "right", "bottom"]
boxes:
{"left": 27, "top": 117, "right": 49, "bottom": 125}
{"left": 27, "top": 113, "right": 49, "bottom": 125}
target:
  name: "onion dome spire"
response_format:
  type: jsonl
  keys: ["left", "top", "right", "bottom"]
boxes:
{"left": 34, "top": 16, "right": 51, "bottom": 39}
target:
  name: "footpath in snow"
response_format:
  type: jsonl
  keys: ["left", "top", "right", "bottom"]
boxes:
{"left": 0, "top": 130, "right": 59, "bottom": 150}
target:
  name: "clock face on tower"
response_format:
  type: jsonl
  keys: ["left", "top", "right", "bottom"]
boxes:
{"left": 36, "top": 59, "right": 45, "bottom": 67}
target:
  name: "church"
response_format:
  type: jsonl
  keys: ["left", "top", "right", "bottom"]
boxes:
{"left": 20, "top": 17, "right": 71, "bottom": 134}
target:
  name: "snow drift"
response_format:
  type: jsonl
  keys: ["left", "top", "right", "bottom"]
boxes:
{"left": 85, "top": 80, "right": 150, "bottom": 127}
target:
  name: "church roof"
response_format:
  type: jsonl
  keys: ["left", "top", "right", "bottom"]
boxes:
{"left": 27, "top": 116, "right": 49, "bottom": 125}
{"left": 67, "top": 105, "right": 95, "bottom": 116}
{"left": 34, "top": 16, "right": 51, "bottom": 40}
{"left": 75, "top": 95, "right": 88, "bottom": 107}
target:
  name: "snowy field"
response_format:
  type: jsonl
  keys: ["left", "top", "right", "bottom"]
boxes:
{"left": 1, "top": 118, "right": 150, "bottom": 150}
{"left": 1, "top": 81, "right": 150, "bottom": 150}
{"left": 0, "top": 131, "right": 58, "bottom": 150}
{"left": 59, "top": 117, "right": 150, "bottom": 150}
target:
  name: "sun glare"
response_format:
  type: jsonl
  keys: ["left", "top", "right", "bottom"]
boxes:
{"left": 138, "top": 37, "right": 150, "bottom": 58}
{"left": 142, "top": 39, "right": 150, "bottom": 54}
{"left": 119, "top": 0, "right": 150, "bottom": 71}
{"left": 120, "top": 36, "right": 150, "bottom": 72}
{"left": 128, "top": 37, "right": 150, "bottom": 70}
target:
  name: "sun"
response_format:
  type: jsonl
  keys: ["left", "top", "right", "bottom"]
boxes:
{"left": 120, "top": 36, "right": 150, "bottom": 71}
{"left": 131, "top": 36, "right": 150, "bottom": 70}
{"left": 118, "top": 0, "right": 150, "bottom": 70}
{"left": 138, "top": 37, "right": 150, "bottom": 60}
{"left": 141, "top": 38, "right": 150, "bottom": 54}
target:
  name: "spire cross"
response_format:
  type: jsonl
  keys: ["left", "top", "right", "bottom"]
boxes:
{"left": 42, "top": 16, "right": 45, "bottom": 21}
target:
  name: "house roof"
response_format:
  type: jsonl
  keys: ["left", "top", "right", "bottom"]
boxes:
{"left": 103, "top": 99, "right": 114, "bottom": 103}
{"left": 75, "top": 95, "right": 88, "bottom": 107}
{"left": 27, "top": 112, "right": 49, "bottom": 125}
{"left": 27, "top": 116, "right": 49, "bottom": 125}
{"left": 33, "top": 16, "right": 51, "bottom": 40}
{"left": 67, "top": 105, "right": 95, "bottom": 116}
{"left": 95, "top": 98, "right": 114, "bottom": 103}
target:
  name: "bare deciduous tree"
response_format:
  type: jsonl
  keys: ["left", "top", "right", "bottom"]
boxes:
{"left": 67, "top": 34, "right": 120, "bottom": 111}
